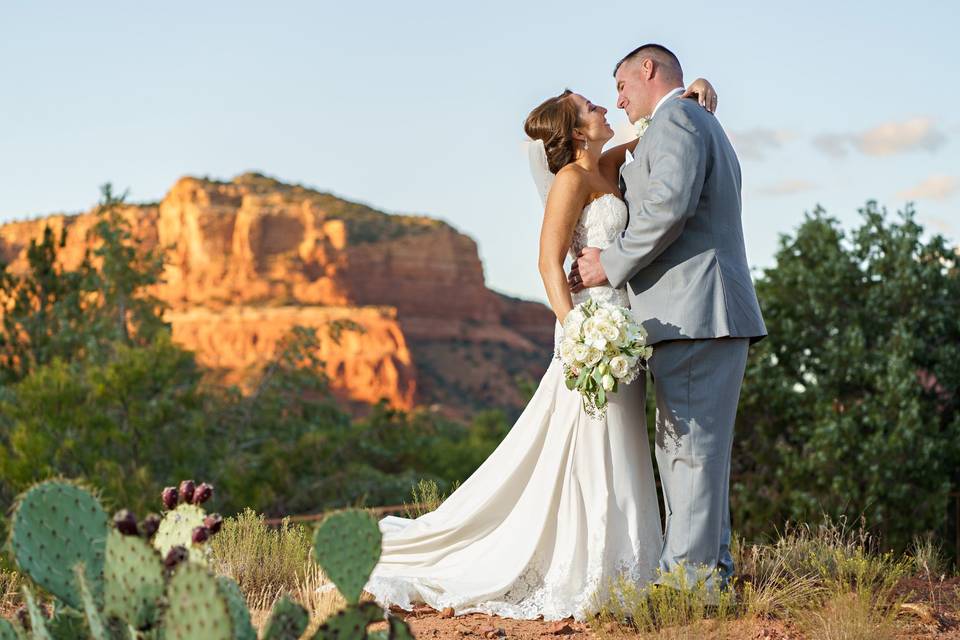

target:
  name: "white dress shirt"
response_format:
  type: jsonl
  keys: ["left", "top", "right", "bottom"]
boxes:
{"left": 623, "top": 86, "right": 685, "bottom": 166}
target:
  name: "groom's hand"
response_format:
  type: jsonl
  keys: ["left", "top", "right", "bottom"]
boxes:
{"left": 568, "top": 247, "right": 609, "bottom": 293}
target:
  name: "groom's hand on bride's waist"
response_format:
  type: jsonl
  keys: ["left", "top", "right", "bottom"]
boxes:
{"left": 568, "top": 247, "right": 609, "bottom": 292}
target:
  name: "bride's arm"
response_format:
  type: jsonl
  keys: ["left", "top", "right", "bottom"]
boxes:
{"left": 681, "top": 77, "right": 718, "bottom": 113}
{"left": 539, "top": 168, "right": 587, "bottom": 325}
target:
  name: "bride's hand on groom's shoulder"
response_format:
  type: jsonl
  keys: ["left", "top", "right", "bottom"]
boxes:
{"left": 681, "top": 77, "right": 718, "bottom": 114}
{"left": 568, "top": 248, "right": 608, "bottom": 292}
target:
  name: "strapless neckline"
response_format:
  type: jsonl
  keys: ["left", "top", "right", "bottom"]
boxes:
{"left": 585, "top": 192, "right": 625, "bottom": 210}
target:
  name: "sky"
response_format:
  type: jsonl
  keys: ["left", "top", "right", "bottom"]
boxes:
{"left": 2, "top": 1, "right": 958, "bottom": 303}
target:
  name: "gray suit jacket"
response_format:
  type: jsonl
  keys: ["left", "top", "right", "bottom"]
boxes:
{"left": 600, "top": 96, "right": 767, "bottom": 346}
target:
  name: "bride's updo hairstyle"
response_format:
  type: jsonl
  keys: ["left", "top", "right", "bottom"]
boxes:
{"left": 524, "top": 89, "right": 581, "bottom": 174}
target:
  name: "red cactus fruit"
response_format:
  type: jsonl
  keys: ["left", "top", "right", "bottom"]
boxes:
{"left": 191, "top": 526, "right": 210, "bottom": 544}
{"left": 193, "top": 482, "right": 214, "bottom": 505}
{"left": 161, "top": 486, "right": 178, "bottom": 510}
{"left": 203, "top": 513, "right": 223, "bottom": 535}
{"left": 141, "top": 513, "right": 162, "bottom": 538}
{"left": 178, "top": 480, "right": 196, "bottom": 504}
{"left": 113, "top": 509, "right": 139, "bottom": 536}
{"left": 164, "top": 545, "right": 188, "bottom": 569}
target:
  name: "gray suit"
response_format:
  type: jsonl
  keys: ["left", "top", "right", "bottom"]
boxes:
{"left": 600, "top": 94, "right": 766, "bottom": 589}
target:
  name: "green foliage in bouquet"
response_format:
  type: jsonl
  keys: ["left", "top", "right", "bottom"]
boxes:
{"left": 557, "top": 298, "right": 652, "bottom": 416}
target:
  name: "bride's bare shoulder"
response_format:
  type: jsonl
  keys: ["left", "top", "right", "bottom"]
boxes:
{"left": 544, "top": 164, "right": 590, "bottom": 214}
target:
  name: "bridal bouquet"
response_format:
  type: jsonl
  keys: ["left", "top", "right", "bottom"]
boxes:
{"left": 557, "top": 299, "right": 653, "bottom": 417}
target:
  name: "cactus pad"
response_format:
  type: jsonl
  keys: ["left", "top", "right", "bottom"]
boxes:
{"left": 162, "top": 563, "right": 233, "bottom": 640}
{"left": 104, "top": 529, "right": 165, "bottom": 629}
{"left": 75, "top": 564, "right": 108, "bottom": 640}
{"left": 153, "top": 504, "right": 207, "bottom": 561}
{"left": 386, "top": 615, "right": 415, "bottom": 640}
{"left": 367, "top": 615, "right": 416, "bottom": 640}
{"left": 9, "top": 480, "right": 108, "bottom": 610}
{"left": 22, "top": 588, "right": 52, "bottom": 640}
{"left": 311, "top": 601, "right": 384, "bottom": 639}
{"left": 312, "top": 510, "right": 382, "bottom": 604}
{"left": 260, "top": 595, "right": 309, "bottom": 640}
{"left": 0, "top": 619, "right": 20, "bottom": 640}
{"left": 215, "top": 576, "right": 256, "bottom": 640}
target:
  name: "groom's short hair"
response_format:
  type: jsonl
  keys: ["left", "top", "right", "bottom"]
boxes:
{"left": 614, "top": 44, "right": 683, "bottom": 81}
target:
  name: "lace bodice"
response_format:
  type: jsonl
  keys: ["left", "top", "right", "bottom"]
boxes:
{"left": 570, "top": 194, "right": 630, "bottom": 308}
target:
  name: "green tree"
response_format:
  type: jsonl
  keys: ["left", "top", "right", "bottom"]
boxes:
{"left": 733, "top": 202, "right": 960, "bottom": 550}
{"left": 0, "top": 184, "right": 169, "bottom": 384}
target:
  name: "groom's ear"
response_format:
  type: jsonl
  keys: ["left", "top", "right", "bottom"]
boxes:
{"left": 640, "top": 57, "right": 656, "bottom": 80}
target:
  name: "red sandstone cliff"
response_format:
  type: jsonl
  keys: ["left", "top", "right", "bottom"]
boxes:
{"left": 0, "top": 173, "right": 554, "bottom": 416}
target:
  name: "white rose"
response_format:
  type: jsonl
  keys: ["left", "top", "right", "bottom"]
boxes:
{"left": 600, "top": 320, "right": 620, "bottom": 342}
{"left": 588, "top": 334, "right": 608, "bottom": 351}
{"left": 593, "top": 307, "right": 613, "bottom": 323}
{"left": 585, "top": 347, "right": 602, "bottom": 366}
{"left": 602, "top": 373, "right": 616, "bottom": 391}
{"left": 558, "top": 339, "right": 577, "bottom": 364}
{"left": 563, "top": 308, "right": 586, "bottom": 339}
{"left": 573, "top": 343, "right": 590, "bottom": 362}
{"left": 615, "top": 326, "right": 629, "bottom": 347}
{"left": 609, "top": 355, "right": 630, "bottom": 379}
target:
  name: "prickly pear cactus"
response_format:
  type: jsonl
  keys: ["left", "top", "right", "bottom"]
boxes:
{"left": 385, "top": 615, "right": 416, "bottom": 640}
{"left": 21, "top": 588, "right": 51, "bottom": 640}
{"left": 0, "top": 619, "right": 20, "bottom": 640}
{"left": 215, "top": 576, "right": 256, "bottom": 640}
{"left": 9, "top": 480, "right": 108, "bottom": 610}
{"left": 103, "top": 529, "right": 166, "bottom": 629}
{"left": 260, "top": 595, "right": 309, "bottom": 640}
{"left": 312, "top": 510, "right": 382, "bottom": 604}
{"left": 47, "top": 607, "right": 87, "bottom": 639}
{"left": 162, "top": 562, "right": 233, "bottom": 640}
{"left": 311, "top": 601, "right": 384, "bottom": 640}
{"left": 368, "top": 615, "right": 417, "bottom": 640}
{"left": 75, "top": 564, "right": 108, "bottom": 640}
{"left": 153, "top": 504, "right": 207, "bottom": 561}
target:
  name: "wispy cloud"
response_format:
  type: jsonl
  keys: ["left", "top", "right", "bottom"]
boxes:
{"left": 812, "top": 134, "right": 849, "bottom": 158}
{"left": 756, "top": 180, "right": 817, "bottom": 196}
{"left": 730, "top": 128, "right": 795, "bottom": 160}
{"left": 897, "top": 175, "right": 959, "bottom": 201}
{"left": 814, "top": 117, "right": 947, "bottom": 157}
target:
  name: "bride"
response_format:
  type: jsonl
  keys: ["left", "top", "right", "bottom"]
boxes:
{"left": 364, "top": 79, "right": 719, "bottom": 622}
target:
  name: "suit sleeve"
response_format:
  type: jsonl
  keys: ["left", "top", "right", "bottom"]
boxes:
{"left": 600, "top": 110, "right": 707, "bottom": 289}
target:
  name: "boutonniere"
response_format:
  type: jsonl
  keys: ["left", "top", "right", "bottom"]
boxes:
{"left": 633, "top": 117, "right": 651, "bottom": 140}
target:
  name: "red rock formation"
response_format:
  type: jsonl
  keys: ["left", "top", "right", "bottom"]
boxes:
{"left": 167, "top": 305, "right": 416, "bottom": 409}
{"left": 0, "top": 173, "right": 555, "bottom": 416}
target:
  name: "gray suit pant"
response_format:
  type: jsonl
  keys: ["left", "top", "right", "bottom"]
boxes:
{"left": 646, "top": 337, "right": 749, "bottom": 590}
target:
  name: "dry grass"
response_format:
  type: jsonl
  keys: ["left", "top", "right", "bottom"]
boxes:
{"left": 908, "top": 533, "right": 949, "bottom": 579}
{"left": 209, "top": 507, "right": 375, "bottom": 634}
{"left": 798, "top": 589, "right": 900, "bottom": 640}
{"left": 402, "top": 479, "right": 458, "bottom": 519}
{"left": 0, "top": 569, "right": 21, "bottom": 618}
{"left": 591, "top": 517, "right": 920, "bottom": 640}
{"left": 209, "top": 508, "right": 313, "bottom": 598}
{"left": 203, "top": 498, "right": 952, "bottom": 639}
{"left": 592, "top": 565, "right": 737, "bottom": 637}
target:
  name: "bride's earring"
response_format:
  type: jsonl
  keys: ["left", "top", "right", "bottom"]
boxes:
{"left": 583, "top": 140, "right": 589, "bottom": 150}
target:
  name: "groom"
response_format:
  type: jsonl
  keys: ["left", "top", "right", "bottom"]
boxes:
{"left": 570, "top": 44, "right": 766, "bottom": 590}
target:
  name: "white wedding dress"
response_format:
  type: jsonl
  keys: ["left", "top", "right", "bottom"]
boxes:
{"left": 364, "top": 194, "right": 663, "bottom": 621}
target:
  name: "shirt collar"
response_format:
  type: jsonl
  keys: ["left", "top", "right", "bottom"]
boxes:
{"left": 651, "top": 87, "right": 684, "bottom": 119}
